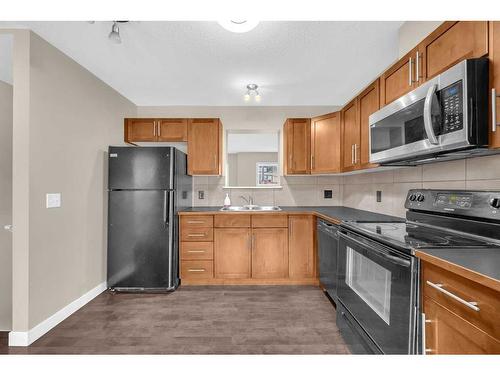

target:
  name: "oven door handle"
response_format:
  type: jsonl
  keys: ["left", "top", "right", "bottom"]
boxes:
{"left": 423, "top": 84, "right": 440, "bottom": 145}
{"left": 338, "top": 231, "right": 411, "bottom": 268}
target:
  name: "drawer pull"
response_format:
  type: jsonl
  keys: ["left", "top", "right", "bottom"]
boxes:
{"left": 187, "top": 234, "right": 206, "bottom": 237}
{"left": 188, "top": 268, "right": 206, "bottom": 272}
{"left": 187, "top": 220, "right": 206, "bottom": 224}
{"left": 426, "top": 281, "right": 480, "bottom": 312}
{"left": 187, "top": 250, "right": 205, "bottom": 253}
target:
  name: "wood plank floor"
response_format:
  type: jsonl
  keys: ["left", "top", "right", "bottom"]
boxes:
{"left": 1, "top": 285, "right": 349, "bottom": 354}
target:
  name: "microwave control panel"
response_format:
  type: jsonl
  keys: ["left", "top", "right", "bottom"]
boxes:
{"left": 440, "top": 81, "right": 463, "bottom": 134}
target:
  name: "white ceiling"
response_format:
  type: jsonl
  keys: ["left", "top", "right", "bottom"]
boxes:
{"left": 0, "top": 21, "right": 403, "bottom": 106}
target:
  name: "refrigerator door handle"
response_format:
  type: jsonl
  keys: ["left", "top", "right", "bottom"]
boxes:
{"left": 167, "top": 190, "right": 175, "bottom": 287}
{"left": 163, "top": 190, "right": 168, "bottom": 224}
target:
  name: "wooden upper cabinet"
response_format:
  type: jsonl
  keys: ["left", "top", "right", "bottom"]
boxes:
{"left": 419, "top": 21, "right": 488, "bottom": 81}
{"left": 341, "top": 99, "right": 360, "bottom": 171}
{"left": 157, "top": 119, "right": 188, "bottom": 141}
{"left": 358, "top": 80, "right": 380, "bottom": 168}
{"left": 489, "top": 22, "right": 500, "bottom": 149}
{"left": 311, "top": 112, "right": 341, "bottom": 174}
{"left": 187, "top": 118, "right": 222, "bottom": 175}
{"left": 284, "top": 118, "right": 311, "bottom": 175}
{"left": 214, "top": 228, "right": 251, "bottom": 279}
{"left": 380, "top": 48, "right": 418, "bottom": 107}
{"left": 251, "top": 228, "right": 289, "bottom": 279}
{"left": 124, "top": 118, "right": 157, "bottom": 143}
{"left": 288, "top": 215, "right": 315, "bottom": 279}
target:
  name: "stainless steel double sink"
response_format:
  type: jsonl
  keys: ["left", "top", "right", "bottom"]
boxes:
{"left": 219, "top": 205, "right": 282, "bottom": 212}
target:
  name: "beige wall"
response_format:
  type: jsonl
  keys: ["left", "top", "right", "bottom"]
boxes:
{"left": 0, "top": 79, "right": 13, "bottom": 331}
{"left": 8, "top": 30, "right": 136, "bottom": 331}
{"left": 228, "top": 152, "right": 278, "bottom": 187}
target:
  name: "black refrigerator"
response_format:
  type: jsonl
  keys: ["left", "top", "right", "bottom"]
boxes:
{"left": 107, "top": 146, "right": 192, "bottom": 291}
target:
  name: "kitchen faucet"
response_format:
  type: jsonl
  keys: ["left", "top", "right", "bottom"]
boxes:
{"left": 240, "top": 195, "right": 254, "bottom": 206}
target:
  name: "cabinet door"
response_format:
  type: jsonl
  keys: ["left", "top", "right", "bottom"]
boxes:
{"left": 419, "top": 21, "right": 488, "bottom": 81}
{"left": 288, "top": 215, "right": 315, "bottom": 279}
{"left": 311, "top": 112, "right": 341, "bottom": 174}
{"left": 124, "top": 119, "right": 157, "bottom": 143}
{"left": 284, "top": 118, "right": 311, "bottom": 174}
{"left": 358, "top": 80, "right": 380, "bottom": 167}
{"left": 380, "top": 49, "right": 417, "bottom": 106}
{"left": 341, "top": 99, "right": 360, "bottom": 171}
{"left": 251, "top": 228, "right": 288, "bottom": 279}
{"left": 423, "top": 297, "right": 500, "bottom": 354}
{"left": 214, "top": 228, "right": 251, "bottom": 279}
{"left": 157, "top": 119, "right": 188, "bottom": 141}
{"left": 490, "top": 22, "right": 500, "bottom": 148}
{"left": 187, "top": 118, "right": 221, "bottom": 175}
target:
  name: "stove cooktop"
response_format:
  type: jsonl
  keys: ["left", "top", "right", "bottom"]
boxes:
{"left": 342, "top": 221, "right": 500, "bottom": 252}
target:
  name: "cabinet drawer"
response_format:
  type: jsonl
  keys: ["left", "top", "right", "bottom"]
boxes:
{"left": 214, "top": 214, "right": 251, "bottom": 228}
{"left": 181, "top": 227, "right": 214, "bottom": 242}
{"left": 181, "top": 260, "right": 213, "bottom": 279}
{"left": 422, "top": 262, "right": 500, "bottom": 340}
{"left": 181, "top": 242, "right": 213, "bottom": 260}
{"left": 252, "top": 214, "right": 288, "bottom": 228}
{"left": 180, "top": 215, "right": 213, "bottom": 228}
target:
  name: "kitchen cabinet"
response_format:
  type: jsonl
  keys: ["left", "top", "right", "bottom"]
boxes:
{"left": 283, "top": 118, "right": 311, "bottom": 175}
{"left": 157, "top": 118, "right": 188, "bottom": 141}
{"left": 187, "top": 118, "right": 222, "bottom": 175}
{"left": 421, "top": 261, "right": 500, "bottom": 354}
{"left": 341, "top": 99, "right": 360, "bottom": 171}
{"left": 124, "top": 118, "right": 157, "bottom": 143}
{"left": 125, "top": 118, "right": 188, "bottom": 143}
{"left": 489, "top": 22, "right": 500, "bottom": 148}
{"left": 251, "top": 228, "right": 289, "bottom": 279}
{"left": 214, "top": 228, "right": 252, "bottom": 279}
{"left": 418, "top": 21, "right": 488, "bottom": 81}
{"left": 288, "top": 215, "right": 315, "bottom": 279}
{"left": 357, "top": 80, "right": 380, "bottom": 168}
{"left": 311, "top": 112, "right": 342, "bottom": 174}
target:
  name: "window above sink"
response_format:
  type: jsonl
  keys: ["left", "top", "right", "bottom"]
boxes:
{"left": 224, "top": 130, "right": 281, "bottom": 189}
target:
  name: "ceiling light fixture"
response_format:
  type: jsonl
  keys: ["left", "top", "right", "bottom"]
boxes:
{"left": 218, "top": 20, "right": 259, "bottom": 33}
{"left": 244, "top": 84, "right": 261, "bottom": 102}
{"left": 108, "top": 21, "right": 129, "bottom": 44}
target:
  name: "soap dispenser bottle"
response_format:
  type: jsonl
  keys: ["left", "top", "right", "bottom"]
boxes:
{"left": 224, "top": 193, "right": 231, "bottom": 208}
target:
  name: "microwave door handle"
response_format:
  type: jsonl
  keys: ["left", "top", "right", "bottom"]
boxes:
{"left": 423, "top": 84, "right": 439, "bottom": 145}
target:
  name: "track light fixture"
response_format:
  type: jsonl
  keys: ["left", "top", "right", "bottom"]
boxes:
{"left": 244, "top": 84, "right": 261, "bottom": 102}
{"left": 107, "top": 21, "right": 129, "bottom": 44}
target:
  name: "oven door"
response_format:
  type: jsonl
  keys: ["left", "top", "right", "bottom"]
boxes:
{"left": 369, "top": 59, "right": 471, "bottom": 164}
{"left": 337, "top": 228, "right": 418, "bottom": 354}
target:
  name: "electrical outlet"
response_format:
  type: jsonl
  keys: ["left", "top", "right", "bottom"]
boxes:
{"left": 46, "top": 193, "right": 61, "bottom": 208}
{"left": 198, "top": 190, "right": 205, "bottom": 200}
{"left": 323, "top": 190, "right": 333, "bottom": 199}
{"left": 376, "top": 190, "right": 382, "bottom": 202}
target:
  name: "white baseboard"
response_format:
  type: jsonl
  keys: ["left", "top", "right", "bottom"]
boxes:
{"left": 9, "top": 281, "right": 107, "bottom": 346}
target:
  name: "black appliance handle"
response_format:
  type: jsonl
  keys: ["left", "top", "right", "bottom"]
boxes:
{"left": 163, "top": 191, "right": 168, "bottom": 224}
{"left": 338, "top": 230, "right": 411, "bottom": 268}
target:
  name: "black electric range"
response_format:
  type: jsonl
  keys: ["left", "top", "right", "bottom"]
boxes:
{"left": 335, "top": 189, "right": 500, "bottom": 355}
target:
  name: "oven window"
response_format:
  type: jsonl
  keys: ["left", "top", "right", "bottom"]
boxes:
{"left": 345, "top": 246, "right": 392, "bottom": 324}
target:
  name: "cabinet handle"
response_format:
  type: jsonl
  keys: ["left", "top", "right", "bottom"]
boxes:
{"left": 354, "top": 144, "right": 359, "bottom": 164}
{"left": 153, "top": 121, "right": 156, "bottom": 137}
{"left": 158, "top": 122, "right": 161, "bottom": 137}
{"left": 426, "top": 281, "right": 480, "bottom": 311}
{"left": 421, "top": 313, "right": 433, "bottom": 354}
{"left": 188, "top": 268, "right": 206, "bottom": 272}
{"left": 187, "top": 220, "right": 205, "bottom": 224}
{"left": 492, "top": 88, "right": 499, "bottom": 133}
{"left": 187, "top": 233, "right": 206, "bottom": 238}
{"left": 351, "top": 144, "right": 355, "bottom": 165}
{"left": 187, "top": 250, "right": 206, "bottom": 253}
{"left": 311, "top": 154, "right": 314, "bottom": 170}
{"left": 415, "top": 51, "right": 420, "bottom": 83}
{"left": 408, "top": 57, "right": 413, "bottom": 86}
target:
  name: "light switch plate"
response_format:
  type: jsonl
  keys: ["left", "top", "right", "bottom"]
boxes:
{"left": 198, "top": 190, "right": 205, "bottom": 200}
{"left": 376, "top": 190, "right": 382, "bottom": 202}
{"left": 46, "top": 193, "right": 61, "bottom": 208}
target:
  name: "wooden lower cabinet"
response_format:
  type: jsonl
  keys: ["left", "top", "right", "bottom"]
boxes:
{"left": 214, "top": 228, "right": 252, "bottom": 279}
{"left": 251, "top": 228, "right": 288, "bottom": 279}
{"left": 288, "top": 215, "right": 315, "bottom": 279}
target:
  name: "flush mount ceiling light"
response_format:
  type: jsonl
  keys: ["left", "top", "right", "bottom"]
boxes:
{"left": 108, "top": 21, "right": 129, "bottom": 44}
{"left": 218, "top": 20, "right": 259, "bottom": 33}
{"left": 244, "top": 84, "right": 261, "bottom": 102}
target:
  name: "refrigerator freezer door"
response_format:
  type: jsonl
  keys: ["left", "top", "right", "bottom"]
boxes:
{"left": 108, "top": 190, "right": 173, "bottom": 289}
{"left": 109, "top": 147, "right": 172, "bottom": 190}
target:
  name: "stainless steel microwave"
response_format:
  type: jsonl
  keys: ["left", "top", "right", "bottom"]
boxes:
{"left": 369, "top": 58, "right": 489, "bottom": 166}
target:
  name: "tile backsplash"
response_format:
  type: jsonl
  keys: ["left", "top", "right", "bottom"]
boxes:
{"left": 191, "top": 154, "right": 500, "bottom": 218}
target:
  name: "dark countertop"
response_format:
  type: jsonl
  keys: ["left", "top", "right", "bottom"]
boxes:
{"left": 178, "top": 206, "right": 403, "bottom": 224}
{"left": 416, "top": 247, "right": 500, "bottom": 286}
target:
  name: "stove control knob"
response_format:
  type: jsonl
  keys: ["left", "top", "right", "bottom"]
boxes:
{"left": 490, "top": 197, "right": 500, "bottom": 209}
{"left": 409, "top": 194, "right": 417, "bottom": 201}
{"left": 417, "top": 194, "right": 425, "bottom": 202}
